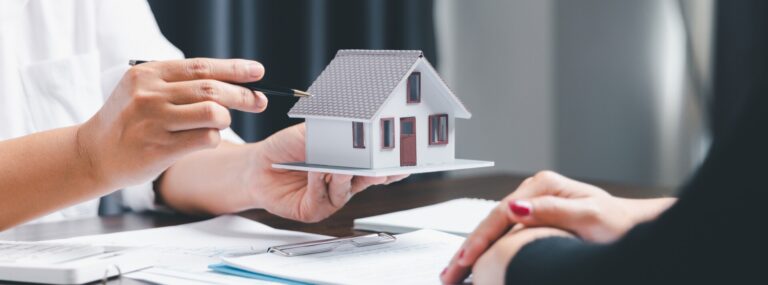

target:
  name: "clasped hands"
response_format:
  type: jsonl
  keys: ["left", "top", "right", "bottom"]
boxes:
{"left": 441, "top": 171, "right": 676, "bottom": 284}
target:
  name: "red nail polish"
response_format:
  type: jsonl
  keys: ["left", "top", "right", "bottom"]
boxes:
{"left": 458, "top": 249, "right": 465, "bottom": 259}
{"left": 509, "top": 200, "right": 531, "bottom": 216}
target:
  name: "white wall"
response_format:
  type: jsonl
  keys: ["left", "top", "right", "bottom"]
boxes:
{"left": 372, "top": 59, "right": 456, "bottom": 168}
{"left": 435, "top": 0, "right": 555, "bottom": 176}
{"left": 553, "top": 0, "right": 711, "bottom": 188}
{"left": 306, "top": 119, "right": 371, "bottom": 168}
{"left": 434, "top": 0, "right": 713, "bottom": 190}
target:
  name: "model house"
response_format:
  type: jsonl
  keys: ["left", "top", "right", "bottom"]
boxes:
{"left": 287, "top": 49, "right": 472, "bottom": 169}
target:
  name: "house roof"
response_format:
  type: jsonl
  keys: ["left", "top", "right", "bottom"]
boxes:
{"left": 288, "top": 49, "right": 471, "bottom": 121}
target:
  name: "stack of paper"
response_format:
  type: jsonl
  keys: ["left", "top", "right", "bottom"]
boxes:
{"left": 47, "top": 213, "right": 472, "bottom": 284}
{"left": 354, "top": 198, "right": 498, "bottom": 236}
{"left": 50, "top": 215, "right": 329, "bottom": 285}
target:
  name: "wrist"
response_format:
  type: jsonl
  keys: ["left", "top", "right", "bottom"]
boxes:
{"left": 243, "top": 141, "right": 267, "bottom": 209}
{"left": 73, "top": 122, "right": 114, "bottom": 192}
{"left": 620, "top": 197, "right": 677, "bottom": 224}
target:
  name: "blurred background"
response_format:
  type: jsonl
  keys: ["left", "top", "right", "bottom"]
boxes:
{"left": 146, "top": 0, "right": 754, "bottom": 194}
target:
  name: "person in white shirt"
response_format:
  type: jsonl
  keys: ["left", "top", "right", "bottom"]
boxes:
{"left": 0, "top": 0, "right": 406, "bottom": 230}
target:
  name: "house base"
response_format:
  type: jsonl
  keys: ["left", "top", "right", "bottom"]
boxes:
{"left": 272, "top": 159, "right": 494, "bottom": 177}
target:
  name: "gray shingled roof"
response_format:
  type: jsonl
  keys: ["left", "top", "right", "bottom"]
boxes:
{"left": 288, "top": 49, "right": 470, "bottom": 120}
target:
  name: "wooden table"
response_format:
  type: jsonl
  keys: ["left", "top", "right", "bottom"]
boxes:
{"left": 0, "top": 173, "right": 664, "bottom": 284}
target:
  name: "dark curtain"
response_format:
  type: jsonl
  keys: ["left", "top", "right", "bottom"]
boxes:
{"left": 147, "top": 0, "right": 438, "bottom": 143}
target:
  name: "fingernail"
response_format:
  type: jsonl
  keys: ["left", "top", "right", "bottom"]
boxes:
{"left": 509, "top": 200, "right": 532, "bottom": 216}
{"left": 458, "top": 249, "right": 465, "bottom": 260}
{"left": 247, "top": 63, "right": 264, "bottom": 79}
{"left": 441, "top": 267, "right": 447, "bottom": 276}
{"left": 254, "top": 91, "right": 268, "bottom": 108}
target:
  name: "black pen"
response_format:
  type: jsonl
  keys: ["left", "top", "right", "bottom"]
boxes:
{"left": 128, "top": 60, "right": 312, "bottom": 98}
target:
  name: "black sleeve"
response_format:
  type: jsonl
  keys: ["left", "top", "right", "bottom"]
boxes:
{"left": 505, "top": 3, "right": 768, "bottom": 281}
{"left": 506, "top": 95, "right": 767, "bottom": 284}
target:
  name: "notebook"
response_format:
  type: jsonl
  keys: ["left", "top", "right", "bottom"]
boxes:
{"left": 354, "top": 198, "right": 498, "bottom": 236}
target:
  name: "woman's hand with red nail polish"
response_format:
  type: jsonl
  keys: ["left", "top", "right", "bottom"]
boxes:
{"left": 499, "top": 171, "right": 676, "bottom": 243}
{"left": 441, "top": 171, "right": 677, "bottom": 284}
{"left": 509, "top": 200, "right": 532, "bottom": 216}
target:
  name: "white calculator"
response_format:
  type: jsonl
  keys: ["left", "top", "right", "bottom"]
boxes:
{"left": 0, "top": 241, "right": 154, "bottom": 284}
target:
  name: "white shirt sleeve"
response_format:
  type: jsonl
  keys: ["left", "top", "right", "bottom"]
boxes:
{"left": 95, "top": 0, "right": 245, "bottom": 212}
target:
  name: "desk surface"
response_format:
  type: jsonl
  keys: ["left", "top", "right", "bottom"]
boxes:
{"left": 0, "top": 173, "right": 663, "bottom": 241}
{"left": 0, "top": 173, "right": 664, "bottom": 284}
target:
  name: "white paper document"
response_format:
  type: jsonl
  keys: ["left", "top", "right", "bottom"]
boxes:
{"left": 50, "top": 215, "right": 329, "bottom": 285}
{"left": 354, "top": 198, "right": 498, "bottom": 236}
{"left": 222, "top": 229, "right": 465, "bottom": 285}
{"left": 52, "top": 215, "right": 328, "bottom": 257}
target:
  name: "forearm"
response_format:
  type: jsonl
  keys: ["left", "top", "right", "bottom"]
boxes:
{"left": 0, "top": 126, "right": 112, "bottom": 230}
{"left": 158, "top": 141, "right": 258, "bottom": 215}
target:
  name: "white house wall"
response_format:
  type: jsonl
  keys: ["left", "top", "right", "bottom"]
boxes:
{"left": 372, "top": 59, "right": 456, "bottom": 168}
{"left": 306, "top": 119, "right": 372, "bottom": 168}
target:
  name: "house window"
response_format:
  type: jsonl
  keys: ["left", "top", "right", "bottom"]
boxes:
{"left": 407, "top": 72, "right": 421, "bottom": 103}
{"left": 352, "top": 122, "right": 365, "bottom": 148}
{"left": 429, "top": 114, "right": 449, "bottom": 145}
{"left": 381, "top": 118, "right": 395, "bottom": 149}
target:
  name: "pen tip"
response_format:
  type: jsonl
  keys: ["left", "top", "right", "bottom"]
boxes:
{"left": 293, "top": 90, "right": 313, "bottom": 97}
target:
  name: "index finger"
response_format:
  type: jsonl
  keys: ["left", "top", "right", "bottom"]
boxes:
{"left": 151, "top": 58, "right": 265, "bottom": 83}
{"left": 443, "top": 172, "right": 585, "bottom": 283}
{"left": 455, "top": 174, "right": 565, "bottom": 265}
{"left": 442, "top": 203, "right": 512, "bottom": 284}
{"left": 442, "top": 177, "right": 544, "bottom": 283}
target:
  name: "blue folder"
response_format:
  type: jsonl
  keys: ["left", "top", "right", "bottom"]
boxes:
{"left": 208, "top": 263, "right": 313, "bottom": 285}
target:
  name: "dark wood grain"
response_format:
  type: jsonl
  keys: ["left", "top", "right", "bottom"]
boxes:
{"left": 0, "top": 173, "right": 664, "bottom": 241}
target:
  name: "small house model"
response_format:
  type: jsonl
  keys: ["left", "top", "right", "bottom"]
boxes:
{"left": 287, "top": 50, "right": 472, "bottom": 170}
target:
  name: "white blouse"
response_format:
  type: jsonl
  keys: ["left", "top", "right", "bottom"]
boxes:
{"left": 0, "top": 0, "right": 243, "bottom": 224}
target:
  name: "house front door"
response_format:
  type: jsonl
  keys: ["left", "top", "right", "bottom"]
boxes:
{"left": 400, "top": 117, "right": 416, "bottom": 166}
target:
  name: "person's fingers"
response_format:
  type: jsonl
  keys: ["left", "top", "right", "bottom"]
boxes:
{"left": 443, "top": 175, "right": 554, "bottom": 283}
{"left": 508, "top": 170, "right": 600, "bottom": 200}
{"left": 446, "top": 175, "right": 553, "bottom": 270}
{"left": 350, "top": 176, "right": 387, "bottom": 194}
{"left": 164, "top": 102, "right": 231, "bottom": 132}
{"left": 166, "top": 80, "right": 268, "bottom": 113}
{"left": 383, "top": 174, "right": 409, "bottom": 185}
{"left": 154, "top": 58, "right": 265, "bottom": 83}
{"left": 299, "top": 172, "right": 335, "bottom": 223}
{"left": 327, "top": 174, "right": 354, "bottom": 208}
{"left": 168, "top": 128, "right": 221, "bottom": 154}
{"left": 506, "top": 196, "right": 594, "bottom": 234}
{"left": 507, "top": 171, "right": 570, "bottom": 200}
{"left": 441, "top": 260, "right": 467, "bottom": 284}
{"left": 441, "top": 224, "right": 523, "bottom": 284}
{"left": 442, "top": 202, "right": 513, "bottom": 285}
{"left": 444, "top": 172, "right": 601, "bottom": 284}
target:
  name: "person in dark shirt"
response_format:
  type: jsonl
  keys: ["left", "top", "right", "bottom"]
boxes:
{"left": 441, "top": 87, "right": 765, "bottom": 284}
{"left": 442, "top": 1, "right": 767, "bottom": 284}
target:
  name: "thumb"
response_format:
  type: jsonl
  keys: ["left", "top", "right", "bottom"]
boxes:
{"left": 506, "top": 196, "right": 593, "bottom": 232}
